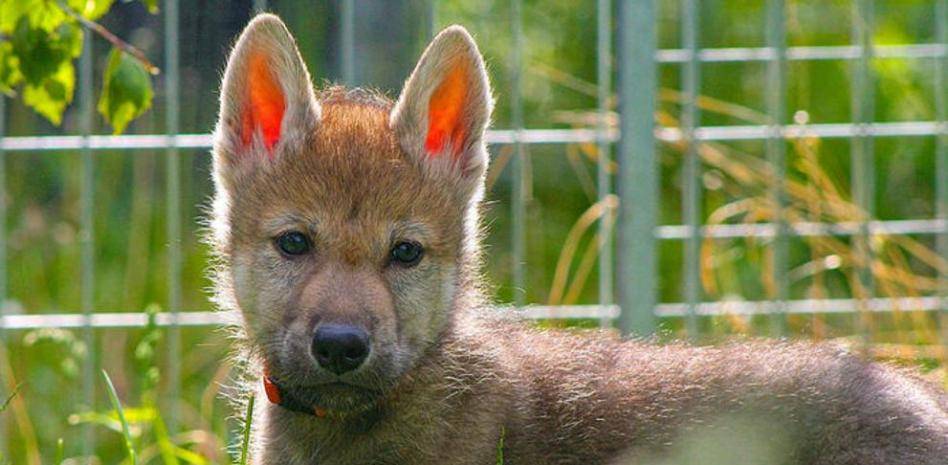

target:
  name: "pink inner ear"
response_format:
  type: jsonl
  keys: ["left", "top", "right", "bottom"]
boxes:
{"left": 424, "top": 62, "right": 469, "bottom": 158}
{"left": 240, "top": 51, "right": 286, "bottom": 153}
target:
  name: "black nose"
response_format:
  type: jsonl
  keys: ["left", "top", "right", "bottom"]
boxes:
{"left": 311, "top": 324, "right": 370, "bottom": 375}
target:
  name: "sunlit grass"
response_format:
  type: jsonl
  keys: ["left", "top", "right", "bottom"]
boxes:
{"left": 538, "top": 63, "right": 946, "bottom": 372}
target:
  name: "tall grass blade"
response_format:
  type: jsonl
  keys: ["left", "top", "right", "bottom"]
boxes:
{"left": 496, "top": 425, "right": 505, "bottom": 465}
{"left": 101, "top": 370, "right": 138, "bottom": 465}
{"left": 55, "top": 438, "right": 64, "bottom": 465}
{"left": 153, "top": 412, "right": 181, "bottom": 465}
{"left": 0, "top": 382, "right": 23, "bottom": 465}
{"left": 239, "top": 394, "right": 255, "bottom": 465}
{"left": 0, "top": 383, "right": 21, "bottom": 413}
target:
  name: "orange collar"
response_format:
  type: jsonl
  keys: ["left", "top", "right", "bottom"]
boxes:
{"left": 263, "top": 370, "right": 330, "bottom": 418}
{"left": 262, "top": 367, "right": 393, "bottom": 423}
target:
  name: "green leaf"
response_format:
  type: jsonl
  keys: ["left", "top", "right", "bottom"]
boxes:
{"left": 0, "top": 0, "right": 69, "bottom": 34}
{"left": 152, "top": 412, "right": 182, "bottom": 465}
{"left": 0, "top": 0, "right": 27, "bottom": 33}
{"left": 98, "top": 48, "right": 153, "bottom": 134}
{"left": 68, "top": 411, "right": 124, "bottom": 433}
{"left": 11, "top": 17, "right": 73, "bottom": 83}
{"left": 0, "top": 41, "right": 23, "bottom": 94}
{"left": 59, "top": 22, "right": 85, "bottom": 59}
{"left": 68, "top": 0, "right": 116, "bottom": 20}
{"left": 102, "top": 370, "right": 138, "bottom": 465}
{"left": 23, "top": 59, "right": 75, "bottom": 125}
{"left": 142, "top": 0, "right": 159, "bottom": 14}
{"left": 9, "top": 14, "right": 82, "bottom": 124}
{"left": 172, "top": 447, "right": 209, "bottom": 465}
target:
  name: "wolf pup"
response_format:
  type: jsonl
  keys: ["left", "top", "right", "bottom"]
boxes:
{"left": 211, "top": 14, "right": 948, "bottom": 465}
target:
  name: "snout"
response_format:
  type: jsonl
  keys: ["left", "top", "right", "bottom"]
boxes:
{"left": 311, "top": 324, "right": 371, "bottom": 375}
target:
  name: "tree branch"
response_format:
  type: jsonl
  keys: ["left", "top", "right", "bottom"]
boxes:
{"left": 56, "top": 0, "right": 161, "bottom": 75}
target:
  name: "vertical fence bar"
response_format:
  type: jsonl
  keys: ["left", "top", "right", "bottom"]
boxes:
{"left": 79, "top": 28, "right": 97, "bottom": 458}
{"left": 426, "top": 0, "right": 438, "bottom": 41}
{"left": 341, "top": 0, "right": 355, "bottom": 85}
{"left": 597, "top": 0, "right": 613, "bottom": 326}
{"left": 0, "top": 94, "right": 6, "bottom": 459}
{"left": 681, "top": 0, "right": 701, "bottom": 338}
{"left": 511, "top": 0, "right": 527, "bottom": 306}
{"left": 936, "top": 0, "right": 947, "bottom": 359}
{"left": 766, "top": 0, "right": 788, "bottom": 336}
{"left": 164, "top": 0, "right": 181, "bottom": 434}
{"left": 617, "top": 0, "right": 657, "bottom": 336}
{"left": 851, "top": 0, "right": 875, "bottom": 344}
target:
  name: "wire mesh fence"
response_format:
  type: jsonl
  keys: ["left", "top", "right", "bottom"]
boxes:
{"left": 0, "top": 0, "right": 946, "bottom": 459}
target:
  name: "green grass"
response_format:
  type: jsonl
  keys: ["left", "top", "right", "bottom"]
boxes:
{"left": 0, "top": 384, "right": 20, "bottom": 414}
{"left": 239, "top": 395, "right": 255, "bottom": 465}
{"left": 496, "top": 425, "right": 505, "bottom": 465}
{"left": 102, "top": 370, "right": 138, "bottom": 465}
{"left": 54, "top": 439, "right": 63, "bottom": 465}
{"left": 0, "top": 386, "right": 18, "bottom": 465}
{"left": 95, "top": 368, "right": 256, "bottom": 465}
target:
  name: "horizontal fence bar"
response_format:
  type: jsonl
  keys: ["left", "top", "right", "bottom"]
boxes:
{"left": 1, "top": 311, "right": 240, "bottom": 329}
{"left": 518, "top": 297, "right": 948, "bottom": 318}
{"left": 657, "top": 296, "right": 947, "bottom": 316}
{"left": 3, "top": 121, "right": 946, "bottom": 152}
{"left": 4, "top": 296, "right": 945, "bottom": 330}
{"left": 655, "top": 218, "right": 948, "bottom": 239}
{"left": 665, "top": 121, "right": 948, "bottom": 141}
{"left": 656, "top": 43, "right": 946, "bottom": 63}
{"left": 0, "top": 134, "right": 215, "bottom": 151}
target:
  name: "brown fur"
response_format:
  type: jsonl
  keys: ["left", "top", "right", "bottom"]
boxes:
{"left": 210, "top": 14, "right": 948, "bottom": 465}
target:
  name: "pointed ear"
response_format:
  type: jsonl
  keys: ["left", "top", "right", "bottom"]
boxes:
{"left": 390, "top": 25, "right": 493, "bottom": 180}
{"left": 213, "top": 14, "right": 319, "bottom": 174}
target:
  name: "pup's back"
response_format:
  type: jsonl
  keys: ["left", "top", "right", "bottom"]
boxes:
{"left": 460, "top": 314, "right": 948, "bottom": 464}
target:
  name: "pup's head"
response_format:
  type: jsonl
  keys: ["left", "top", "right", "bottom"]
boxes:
{"left": 210, "top": 14, "right": 491, "bottom": 413}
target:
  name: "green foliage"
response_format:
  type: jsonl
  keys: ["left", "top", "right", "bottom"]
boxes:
{"left": 22, "top": 328, "right": 87, "bottom": 379}
{"left": 152, "top": 412, "right": 184, "bottom": 465}
{"left": 134, "top": 304, "right": 163, "bottom": 398}
{"left": 72, "top": 404, "right": 157, "bottom": 434}
{"left": 22, "top": 59, "right": 76, "bottom": 125}
{"left": 66, "top": 306, "right": 227, "bottom": 464}
{"left": 0, "top": 41, "right": 21, "bottom": 93}
{"left": 238, "top": 395, "right": 255, "bottom": 465}
{"left": 8, "top": 15, "right": 81, "bottom": 124}
{"left": 68, "top": 0, "right": 116, "bottom": 20}
{"left": 0, "top": 0, "right": 154, "bottom": 130}
{"left": 99, "top": 48, "right": 154, "bottom": 134}
{"left": 102, "top": 369, "right": 138, "bottom": 465}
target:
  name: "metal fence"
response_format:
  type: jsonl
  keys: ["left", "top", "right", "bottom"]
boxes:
{"left": 0, "top": 0, "right": 946, "bottom": 455}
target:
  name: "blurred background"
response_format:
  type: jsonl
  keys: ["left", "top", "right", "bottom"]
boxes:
{"left": 0, "top": 0, "right": 946, "bottom": 463}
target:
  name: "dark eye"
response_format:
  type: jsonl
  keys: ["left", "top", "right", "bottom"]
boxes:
{"left": 390, "top": 241, "right": 424, "bottom": 267}
{"left": 275, "top": 231, "right": 311, "bottom": 256}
